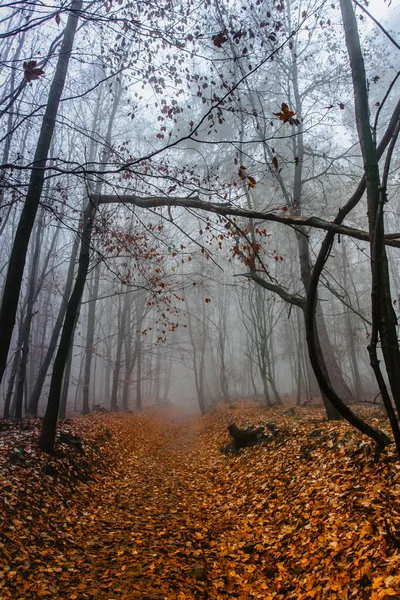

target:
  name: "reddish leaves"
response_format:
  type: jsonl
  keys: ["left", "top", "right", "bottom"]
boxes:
{"left": 238, "top": 165, "right": 257, "bottom": 188}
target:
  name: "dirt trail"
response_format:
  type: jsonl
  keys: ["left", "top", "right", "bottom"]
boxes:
{"left": 52, "top": 411, "right": 235, "bottom": 600}
{"left": 2, "top": 406, "right": 400, "bottom": 600}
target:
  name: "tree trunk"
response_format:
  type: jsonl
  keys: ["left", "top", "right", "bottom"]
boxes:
{"left": 13, "top": 212, "right": 43, "bottom": 419}
{"left": 340, "top": 0, "right": 400, "bottom": 420}
{"left": 58, "top": 306, "right": 80, "bottom": 420}
{"left": 0, "top": 0, "right": 83, "bottom": 389}
{"left": 110, "top": 292, "right": 130, "bottom": 411}
{"left": 82, "top": 265, "right": 100, "bottom": 414}
{"left": 136, "top": 329, "right": 142, "bottom": 411}
{"left": 39, "top": 197, "right": 94, "bottom": 452}
{"left": 3, "top": 341, "right": 20, "bottom": 419}
{"left": 163, "top": 351, "right": 173, "bottom": 402}
{"left": 122, "top": 328, "right": 136, "bottom": 411}
{"left": 81, "top": 86, "right": 122, "bottom": 414}
{"left": 153, "top": 351, "right": 162, "bottom": 405}
{"left": 28, "top": 232, "right": 79, "bottom": 416}
{"left": 287, "top": 12, "right": 352, "bottom": 416}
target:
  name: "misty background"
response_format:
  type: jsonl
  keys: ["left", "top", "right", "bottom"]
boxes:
{"left": 1, "top": 0, "right": 400, "bottom": 419}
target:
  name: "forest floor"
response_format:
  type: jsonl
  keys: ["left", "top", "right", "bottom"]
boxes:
{"left": 1, "top": 402, "right": 400, "bottom": 600}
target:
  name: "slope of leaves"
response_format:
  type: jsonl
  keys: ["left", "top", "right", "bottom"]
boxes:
{"left": 1, "top": 404, "right": 400, "bottom": 599}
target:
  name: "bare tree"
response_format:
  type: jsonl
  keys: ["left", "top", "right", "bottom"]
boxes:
{"left": 0, "top": 0, "right": 83, "bottom": 387}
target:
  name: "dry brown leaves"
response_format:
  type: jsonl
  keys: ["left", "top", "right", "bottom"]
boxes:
{"left": 1, "top": 403, "right": 400, "bottom": 599}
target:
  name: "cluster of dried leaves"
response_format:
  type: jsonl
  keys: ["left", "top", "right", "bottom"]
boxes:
{"left": 1, "top": 403, "right": 400, "bottom": 599}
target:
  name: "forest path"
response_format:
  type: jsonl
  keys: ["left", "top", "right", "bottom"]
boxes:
{"left": 59, "top": 409, "right": 236, "bottom": 600}
{"left": 2, "top": 405, "right": 400, "bottom": 600}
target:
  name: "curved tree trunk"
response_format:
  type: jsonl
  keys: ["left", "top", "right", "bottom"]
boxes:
{"left": 39, "top": 200, "right": 95, "bottom": 452}
{"left": 340, "top": 0, "right": 400, "bottom": 419}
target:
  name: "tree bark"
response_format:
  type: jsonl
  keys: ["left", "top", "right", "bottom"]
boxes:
{"left": 82, "top": 266, "right": 100, "bottom": 414}
{"left": 39, "top": 199, "right": 95, "bottom": 452}
{"left": 340, "top": 0, "right": 400, "bottom": 443}
{"left": 28, "top": 232, "right": 79, "bottom": 416}
{"left": 0, "top": 0, "right": 83, "bottom": 389}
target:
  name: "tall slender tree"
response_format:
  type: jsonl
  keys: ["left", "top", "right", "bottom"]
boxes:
{"left": 0, "top": 0, "right": 83, "bottom": 386}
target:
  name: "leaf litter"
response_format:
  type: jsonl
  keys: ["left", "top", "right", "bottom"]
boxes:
{"left": 1, "top": 402, "right": 400, "bottom": 599}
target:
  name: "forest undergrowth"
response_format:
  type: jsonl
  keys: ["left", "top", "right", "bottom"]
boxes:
{"left": 1, "top": 402, "right": 400, "bottom": 600}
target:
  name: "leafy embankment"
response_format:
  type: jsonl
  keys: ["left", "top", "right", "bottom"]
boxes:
{"left": 1, "top": 403, "right": 400, "bottom": 599}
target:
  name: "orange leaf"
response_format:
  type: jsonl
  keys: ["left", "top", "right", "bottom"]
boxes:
{"left": 273, "top": 102, "right": 300, "bottom": 125}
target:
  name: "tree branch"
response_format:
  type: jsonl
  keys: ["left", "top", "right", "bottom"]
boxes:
{"left": 93, "top": 193, "right": 400, "bottom": 247}
{"left": 236, "top": 272, "right": 305, "bottom": 309}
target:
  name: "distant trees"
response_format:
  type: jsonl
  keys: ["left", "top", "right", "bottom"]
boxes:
{"left": 1, "top": 0, "right": 400, "bottom": 456}
{"left": 0, "top": 0, "right": 83, "bottom": 388}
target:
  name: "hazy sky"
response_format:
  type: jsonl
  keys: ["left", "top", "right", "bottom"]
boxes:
{"left": 369, "top": 0, "right": 400, "bottom": 32}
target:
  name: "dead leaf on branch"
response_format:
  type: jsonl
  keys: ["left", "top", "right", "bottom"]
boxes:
{"left": 212, "top": 32, "right": 228, "bottom": 48}
{"left": 273, "top": 102, "right": 300, "bottom": 125}
{"left": 23, "top": 61, "right": 45, "bottom": 82}
{"left": 238, "top": 165, "right": 256, "bottom": 188}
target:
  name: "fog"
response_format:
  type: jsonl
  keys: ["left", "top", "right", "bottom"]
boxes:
{"left": 1, "top": 0, "right": 400, "bottom": 434}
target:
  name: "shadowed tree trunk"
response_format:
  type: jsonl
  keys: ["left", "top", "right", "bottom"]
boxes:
{"left": 58, "top": 303, "right": 81, "bottom": 420}
{"left": 9, "top": 197, "right": 61, "bottom": 418}
{"left": 39, "top": 196, "right": 95, "bottom": 452}
{"left": 28, "top": 233, "right": 80, "bottom": 416}
{"left": 3, "top": 325, "right": 22, "bottom": 419}
{"left": 39, "top": 79, "right": 122, "bottom": 452}
{"left": 14, "top": 205, "right": 60, "bottom": 419}
{"left": 0, "top": 0, "right": 83, "bottom": 390}
{"left": 336, "top": 0, "right": 400, "bottom": 453}
{"left": 340, "top": 0, "right": 400, "bottom": 419}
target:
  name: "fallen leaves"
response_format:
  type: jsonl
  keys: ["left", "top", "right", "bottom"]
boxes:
{"left": 0, "top": 404, "right": 399, "bottom": 599}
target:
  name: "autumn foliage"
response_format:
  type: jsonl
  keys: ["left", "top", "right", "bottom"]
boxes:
{"left": 273, "top": 103, "right": 300, "bottom": 126}
{"left": 1, "top": 404, "right": 400, "bottom": 599}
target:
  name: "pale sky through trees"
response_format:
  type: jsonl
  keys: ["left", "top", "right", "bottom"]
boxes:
{"left": 0, "top": 0, "right": 400, "bottom": 453}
